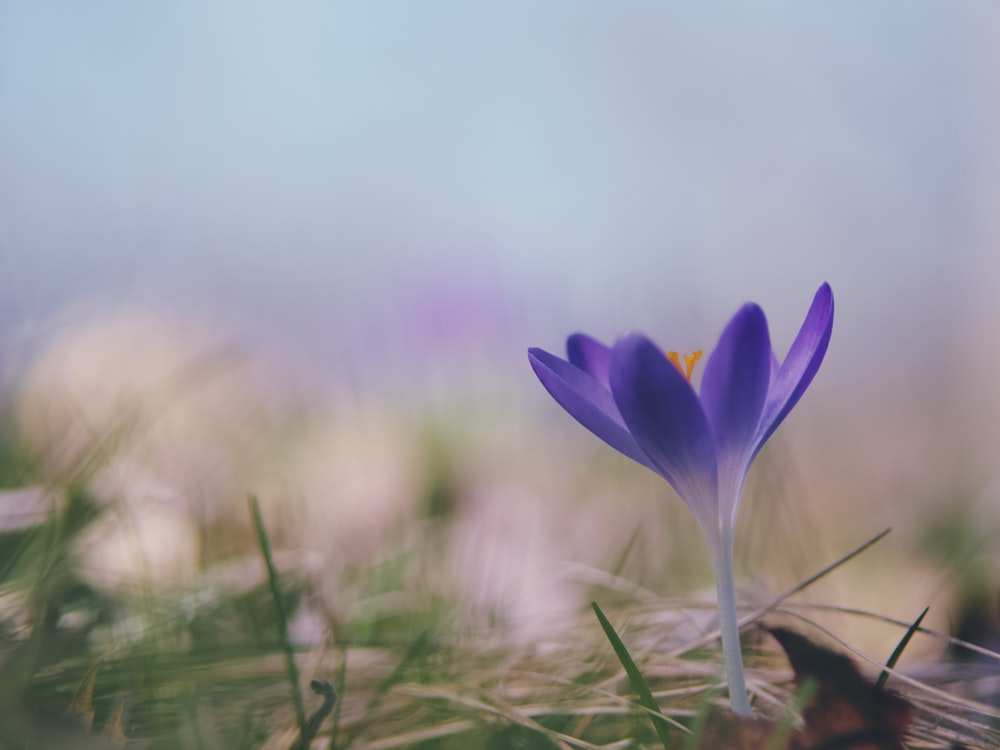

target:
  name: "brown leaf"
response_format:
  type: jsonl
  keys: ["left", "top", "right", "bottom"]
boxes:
{"left": 64, "top": 665, "right": 98, "bottom": 730}
{"left": 770, "top": 627, "right": 911, "bottom": 749}
{"left": 694, "top": 627, "right": 912, "bottom": 750}
{"left": 100, "top": 700, "right": 128, "bottom": 747}
{"left": 696, "top": 710, "right": 792, "bottom": 750}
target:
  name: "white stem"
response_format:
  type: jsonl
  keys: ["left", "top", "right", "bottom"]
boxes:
{"left": 709, "top": 536, "right": 752, "bottom": 716}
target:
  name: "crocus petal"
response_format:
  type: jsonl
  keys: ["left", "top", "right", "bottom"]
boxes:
{"left": 528, "top": 347, "right": 655, "bottom": 470}
{"left": 566, "top": 333, "right": 612, "bottom": 389}
{"left": 609, "top": 333, "right": 718, "bottom": 524}
{"left": 752, "top": 283, "right": 834, "bottom": 456}
{"left": 699, "top": 303, "right": 772, "bottom": 460}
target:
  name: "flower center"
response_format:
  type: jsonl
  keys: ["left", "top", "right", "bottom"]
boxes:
{"left": 666, "top": 350, "right": 703, "bottom": 382}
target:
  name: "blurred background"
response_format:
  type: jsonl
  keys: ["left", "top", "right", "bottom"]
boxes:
{"left": 2, "top": 0, "right": 1000, "bottom": 670}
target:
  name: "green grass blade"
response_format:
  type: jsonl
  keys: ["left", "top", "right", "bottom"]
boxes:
{"left": 876, "top": 605, "right": 929, "bottom": 689}
{"left": 591, "top": 600, "right": 672, "bottom": 750}
{"left": 763, "top": 677, "right": 817, "bottom": 750}
{"left": 369, "top": 629, "right": 433, "bottom": 711}
{"left": 682, "top": 681, "right": 719, "bottom": 750}
{"left": 248, "top": 493, "right": 306, "bottom": 732}
{"left": 330, "top": 645, "right": 348, "bottom": 749}
{"left": 339, "top": 631, "right": 431, "bottom": 750}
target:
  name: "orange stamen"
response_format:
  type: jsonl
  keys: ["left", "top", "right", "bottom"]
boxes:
{"left": 666, "top": 350, "right": 703, "bottom": 382}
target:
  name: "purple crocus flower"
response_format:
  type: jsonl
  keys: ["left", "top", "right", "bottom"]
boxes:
{"left": 528, "top": 283, "right": 833, "bottom": 715}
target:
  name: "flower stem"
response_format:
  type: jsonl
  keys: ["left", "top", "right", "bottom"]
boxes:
{"left": 710, "top": 537, "right": 752, "bottom": 716}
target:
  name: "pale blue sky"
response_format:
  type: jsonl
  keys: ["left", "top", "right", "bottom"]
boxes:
{"left": 1, "top": 2, "right": 996, "bottom": 392}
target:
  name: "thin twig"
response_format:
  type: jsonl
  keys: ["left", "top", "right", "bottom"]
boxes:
{"left": 295, "top": 680, "right": 337, "bottom": 750}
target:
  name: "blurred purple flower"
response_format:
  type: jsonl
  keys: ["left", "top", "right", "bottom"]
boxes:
{"left": 528, "top": 283, "right": 833, "bottom": 715}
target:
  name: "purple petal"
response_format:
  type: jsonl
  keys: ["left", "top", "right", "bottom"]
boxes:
{"left": 752, "top": 283, "right": 834, "bottom": 456}
{"left": 609, "top": 333, "right": 718, "bottom": 520}
{"left": 528, "top": 347, "right": 655, "bottom": 470}
{"left": 567, "top": 333, "right": 612, "bottom": 389}
{"left": 699, "top": 303, "right": 772, "bottom": 459}
{"left": 769, "top": 350, "right": 780, "bottom": 386}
